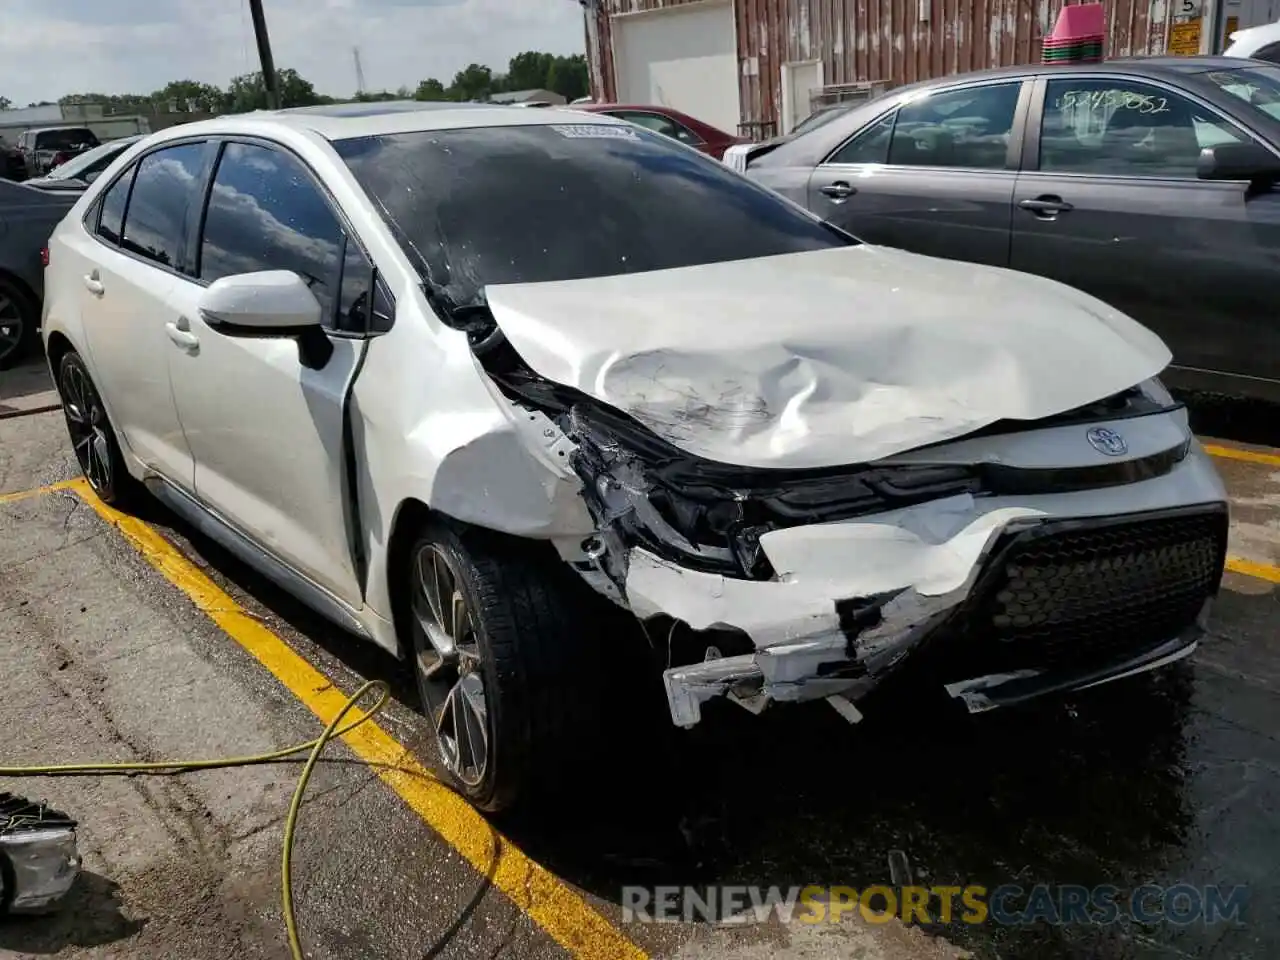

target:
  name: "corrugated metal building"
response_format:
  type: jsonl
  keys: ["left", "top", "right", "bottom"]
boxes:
{"left": 581, "top": 0, "right": 1229, "bottom": 138}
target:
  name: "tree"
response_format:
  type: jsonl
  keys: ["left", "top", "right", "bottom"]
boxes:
{"left": 0, "top": 96, "right": 11, "bottom": 111}
{"left": 225, "top": 68, "right": 323, "bottom": 113}
{"left": 447, "top": 63, "right": 493, "bottom": 102}
{"left": 546, "top": 55, "right": 590, "bottom": 102}
{"left": 151, "top": 80, "right": 226, "bottom": 112}
{"left": 414, "top": 78, "right": 448, "bottom": 101}
{"left": 505, "top": 51, "right": 556, "bottom": 92}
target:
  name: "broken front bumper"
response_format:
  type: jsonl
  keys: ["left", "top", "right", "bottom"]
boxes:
{"left": 634, "top": 451, "right": 1228, "bottom": 728}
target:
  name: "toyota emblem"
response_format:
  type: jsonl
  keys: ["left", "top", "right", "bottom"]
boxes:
{"left": 1086, "top": 426, "right": 1128, "bottom": 457}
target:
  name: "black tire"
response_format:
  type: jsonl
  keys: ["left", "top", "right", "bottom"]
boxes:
{"left": 55, "top": 350, "right": 141, "bottom": 508}
{"left": 0, "top": 276, "right": 38, "bottom": 371}
{"left": 404, "top": 519, "right": 620, "bottom": 813}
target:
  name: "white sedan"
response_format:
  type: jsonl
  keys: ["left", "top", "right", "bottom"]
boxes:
{"left": 42, "top": 101, "right": 1229, "bottom": 811}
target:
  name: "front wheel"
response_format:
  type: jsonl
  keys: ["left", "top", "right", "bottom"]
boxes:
{"left": 405, "top": 520, "right": 617, "bottom": 813}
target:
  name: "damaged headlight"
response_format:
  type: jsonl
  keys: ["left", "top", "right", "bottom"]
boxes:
{"left": 568, "top": 403, "right": 981, "bottom": 580}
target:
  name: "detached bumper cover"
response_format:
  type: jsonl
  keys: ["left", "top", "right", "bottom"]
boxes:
{"left": 648, "top": 452, "right": 1228, "bottom": 727}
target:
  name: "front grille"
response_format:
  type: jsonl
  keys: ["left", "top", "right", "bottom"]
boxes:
{"left": 955, "top": 508, "right": 1228, "bottom": 676}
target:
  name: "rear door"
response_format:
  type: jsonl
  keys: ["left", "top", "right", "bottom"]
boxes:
{"left": 71, "top": 140, "right": 215, "bottom": 489}
{"left": 1010, "top": 74, "right": 1280, "bottom": 395}
{"left": 807, "top": 78, "right": 1030, "bottom": 266}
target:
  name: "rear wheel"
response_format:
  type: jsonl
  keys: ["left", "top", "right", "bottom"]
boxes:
{"left": 55, "top": 350, "right": 139, "bottom": 507}
{"left": 0, "top": 277, "right": 37, "bottom": 371}
{"left": 405, "top": 520, "right": 619, "bottom": 813}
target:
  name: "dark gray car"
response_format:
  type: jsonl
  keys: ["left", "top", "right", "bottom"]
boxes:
{"left": 0, "top": 180, "right": 76, "bottom": 368}
{"left": 743, "top": 56, "right": 1280, "bottom": 402}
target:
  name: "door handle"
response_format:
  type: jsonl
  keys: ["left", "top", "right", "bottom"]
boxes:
{"left": 1018, "top": 196, "right": 1074, "bottom": 215}
{"left": 165, "top": 320, "right": 199, "bottom": 351}
{"left": 82, "top": 271, "right": 104, "bottom": 296}
{"left": 820, "top": 181, "right": 857, "bottom": 200}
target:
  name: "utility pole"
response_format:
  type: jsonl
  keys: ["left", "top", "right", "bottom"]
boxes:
{"left": 353, "top": 47, "right": 367, "bottom": 97}
{"left": 247, "top": 0, "right": 280, "bottom": 109}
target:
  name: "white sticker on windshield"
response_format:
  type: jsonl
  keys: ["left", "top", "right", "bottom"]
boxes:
{"left": 550, "top": 124, "right": 640, "bottom": 140}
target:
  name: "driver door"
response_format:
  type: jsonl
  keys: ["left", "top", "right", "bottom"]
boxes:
{"left": 1010, "top": 75, "right": 1280, "bottom": 392}
{"left": 167, "top": 139, "right": 372, "bottom": 606}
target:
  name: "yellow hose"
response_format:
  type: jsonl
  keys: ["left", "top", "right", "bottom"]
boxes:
{"left": 0, "top": 679, "right": 391, "bottom": 960}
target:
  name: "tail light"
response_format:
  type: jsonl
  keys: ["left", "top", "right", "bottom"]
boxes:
{"left": 40, "top": 246, "right": 49, "bottom": 268}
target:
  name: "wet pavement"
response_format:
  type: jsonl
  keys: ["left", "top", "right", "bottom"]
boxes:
{"left": 2, "top": 361, "right": 1279, "bottom": 960}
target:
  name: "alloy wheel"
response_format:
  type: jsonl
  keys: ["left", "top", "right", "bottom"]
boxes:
{"left": 0, "top": 289, "right": 23, "bottom": 365}
{"left": 59, "top": 360, "right": 113, "bottom": 495}
{"left": 411, "top": 543, "right": 489, "bottom": 787}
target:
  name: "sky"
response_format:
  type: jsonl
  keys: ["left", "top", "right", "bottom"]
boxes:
{"left": 0, "top": 0, "right": 587, "bottom": 106}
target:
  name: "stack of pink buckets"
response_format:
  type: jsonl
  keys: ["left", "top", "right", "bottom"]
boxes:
{"left": 1041, "top": 2, "right": 1107, "bottom": 64}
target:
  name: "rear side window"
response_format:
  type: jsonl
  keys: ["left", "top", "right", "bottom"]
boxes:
{"left": 97, "top": 168, "right": 135, "bottom": 245}
{"left": 829, "top": 112, "right": 895, "bottom": 164}
{"left": 198, "top": 142, "right": 344, "bottom": 323}
{"left": 119, "top": 142, "right": 208, "bottom": 270}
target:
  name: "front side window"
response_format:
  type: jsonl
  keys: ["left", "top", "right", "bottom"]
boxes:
{"left": 1040, "top": 78, "right": 1250, "bottom": 177}
{"left": 199, "top": 142, "right": 344, "bottom": 323}
{"left": 886, "top": 83, "right": 1021, "bottom": 169}
{"left": 96, "top": 167, "right": 135, "bottom": 245}
{"left": 334, "top": 123, "right": 852, "bottom": 317}
{"left": 119, "top": 142, "right": 208, "bottom": 269}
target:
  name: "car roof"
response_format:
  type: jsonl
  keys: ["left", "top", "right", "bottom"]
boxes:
{"left": 165, "top": 100, "right": 630, "bottom": 143}
{"left": 26, "top": 125, "right": 96, "bottom": 133}
{"left": 881, "top": 55, "right": 1260, "bottom": 96}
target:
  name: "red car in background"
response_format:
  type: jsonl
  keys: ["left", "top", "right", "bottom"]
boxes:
{"left": 572, "top": 103, "right": 745, "bottom": 159}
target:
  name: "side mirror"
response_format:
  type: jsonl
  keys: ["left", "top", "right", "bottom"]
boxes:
{"left": 198, "top": 270, "right": 333, "bottom": 369}
{"left": 1196, "top": 142, "right": 1280, "bottom": 184}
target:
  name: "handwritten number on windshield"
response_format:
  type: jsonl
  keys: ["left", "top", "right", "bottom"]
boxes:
{"left": 1057, "top": 90, "right": 1170, "bottom": 114}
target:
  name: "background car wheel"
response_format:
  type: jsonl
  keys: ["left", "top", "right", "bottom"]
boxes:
{"left": 405, "top": 519, "right": 618, "bottom": 813}
{"left": 56, "top": 350, "right": 139, "bottom": 508}
{"left": 0, "top": 276, "right": 38, "bottom": 371}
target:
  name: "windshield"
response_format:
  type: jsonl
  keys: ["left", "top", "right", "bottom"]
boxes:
{"left": 1202, "top": 64, "right": 1280, "bottom": 122}
{"left": 334, "top": 123, "right": 852, "bottom": 314}
{"left": 792, "top": 103, "right": 855, "bottom": 135}
{"left": 45, "top": 138, "right": 131, "bottom": 180}
{"left": 36, "top": 129, "right": 97, "bottom": 151}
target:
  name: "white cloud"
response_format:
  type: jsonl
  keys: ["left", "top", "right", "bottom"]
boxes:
{"left": 0, "top": 0, "right": 586, "bottom": 105}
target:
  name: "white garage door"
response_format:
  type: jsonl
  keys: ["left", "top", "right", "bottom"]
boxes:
{"left": 612, "top": 0, "right": 740, "bottom": 134}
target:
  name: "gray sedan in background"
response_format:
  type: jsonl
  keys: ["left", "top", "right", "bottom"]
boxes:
{"left": 0, "top": 180, "right": 77, "bottom": 368}
{"left": 738, "top": 56, "right": 1280, "bottom": 403}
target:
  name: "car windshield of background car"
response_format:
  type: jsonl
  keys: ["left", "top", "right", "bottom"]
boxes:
{"left": 1203, "top": 65, "right": 1280, "bottom": 122}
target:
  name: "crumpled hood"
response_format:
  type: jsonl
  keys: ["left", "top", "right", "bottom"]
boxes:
{"left": 484, "top": 245, "right": 1172, "bottom": 469}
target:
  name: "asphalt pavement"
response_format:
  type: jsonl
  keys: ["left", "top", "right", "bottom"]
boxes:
{"left": 2, "top": 356, "right": 1278, "bottom": 960}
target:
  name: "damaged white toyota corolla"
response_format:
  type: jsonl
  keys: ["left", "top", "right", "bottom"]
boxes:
{"left": 42, "top": 103, "right": 1228, "bottom": 812}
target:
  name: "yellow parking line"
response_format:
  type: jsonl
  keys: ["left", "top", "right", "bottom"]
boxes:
{"left": 0, "top": 479, "right": 81, "bottom": 504}
{"left": 1204, "top": 443, "right": 1280, "bottom": 468}
{"left": 1226, "top": 557, "right": 1280, "bottom": 585}
{"left": 62, "top": 478, "right": 647, "bottom": 960}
